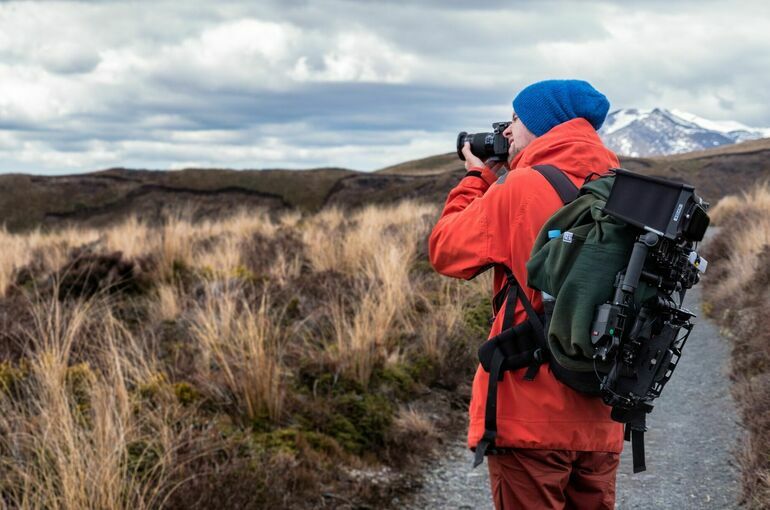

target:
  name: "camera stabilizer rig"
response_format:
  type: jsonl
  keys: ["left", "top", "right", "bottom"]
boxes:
{"left": 589, "top": 169, "right": 710, "bottom": 472}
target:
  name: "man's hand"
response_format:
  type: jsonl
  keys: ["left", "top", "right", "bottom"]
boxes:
{"left": 462, "top": 142, "right": 484, "bottom": 170}
{"left": 462, "top": 142, "right": 506, "bottom": 176}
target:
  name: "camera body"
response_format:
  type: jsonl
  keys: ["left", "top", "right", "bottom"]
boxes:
{"left": 456, "top": 121, "right": 511, "bottom": 162}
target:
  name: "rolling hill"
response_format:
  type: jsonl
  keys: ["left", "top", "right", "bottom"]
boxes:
{"left": 2, "top": 138, "right": 770, "bottom": 232}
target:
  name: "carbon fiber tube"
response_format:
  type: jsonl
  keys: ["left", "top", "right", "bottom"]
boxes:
{"left": 622, "top": 233, "right": 659, "bottom": 294}
{"left": 621, "top": 242, "right": 648, "bottom": 294}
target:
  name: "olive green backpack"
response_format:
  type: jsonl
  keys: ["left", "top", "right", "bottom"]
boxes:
{"left": 526, "top": 171, "right": 656, "bottom": 391}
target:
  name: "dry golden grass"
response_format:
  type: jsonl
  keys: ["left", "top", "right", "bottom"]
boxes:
{"left": 192, "top": 232, "right": 244, "bottom": 277}
{"left": 303, "top": 201, "right": 436, "bottom": 275}
{"left": 268, "top": 251, "right": 303, "bottom": 287}
{"left": 152, "top": 283, "right": 182, "bottom": 323}
{"left": 330, "top": 289, "right": 396, "bottom": 387}
{"left": 301, "top": 206, "right": 348, "bottom": 273}
{"left": 0, "top": 226, "right": 100, "bottom": 298}
{"left": 0, "top": 293, "right": 183, "bottom": 510}
{"left": 708, "top": 194, "right": 743, "bottom": 226}
{"left": 190, "top": 284, "right": 285, "bottom": 422}
{"left": 103, "top": 216, "right": 154, "bottom": 260}
{"left": 392, "top": 406, "right": 438, "bottom": 440}
{"left": 313, "top": 201, "right": 438, "bottom": 385}
{"left": 1, "top": 208, "right": 287, "bottom": 296}
{"left": 709, "top": 181, "right": 770, "bottom": 227}
{"left": 702, "top": 181, "right": 770, "bottom": 509}
{"left": 0, "top": 199, "right": 487, "bottom": 509}
{"left": 709, "top": 182, "right": 770, "bottom": 299}
{"left": 418, "top": 280, "right": 467, "bottom": 362}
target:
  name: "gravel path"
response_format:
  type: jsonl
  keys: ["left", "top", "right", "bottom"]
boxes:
{"left": 403, "top": 268, "right": 742, "bottom": 509}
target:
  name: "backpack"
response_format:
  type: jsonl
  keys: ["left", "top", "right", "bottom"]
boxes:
{"left": 474, "top": 165, "right": 709, "bottom": 473}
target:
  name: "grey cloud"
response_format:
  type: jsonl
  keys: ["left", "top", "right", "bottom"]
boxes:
{"left": 41, "top": 53, "right": 102, "bottom": 75}
{"left": 0, "top": 0, "right": 768, "bottom": 174}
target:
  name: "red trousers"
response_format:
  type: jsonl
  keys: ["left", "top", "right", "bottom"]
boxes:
{"left": 487, "top": 449, "right": 619, "bottom": 509}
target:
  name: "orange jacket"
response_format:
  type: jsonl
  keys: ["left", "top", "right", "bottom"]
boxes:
{"left": 429, "top": 118, "right": 624, "bottom": 453}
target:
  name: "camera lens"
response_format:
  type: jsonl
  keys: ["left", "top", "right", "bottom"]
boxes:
{"left": 456, "top": 132, "right": 469, "bottom": 161}
{"left": 456, "top": 126, "right": 509, "bottom": 162}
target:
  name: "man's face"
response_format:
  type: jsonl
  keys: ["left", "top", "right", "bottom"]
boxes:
{"left": 502, "top": 111, "right": 537, "bottom": 163}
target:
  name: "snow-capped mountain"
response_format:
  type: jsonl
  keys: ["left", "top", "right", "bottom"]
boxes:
{"left": 598, "top": 108, "right": 770, "bottom": 157}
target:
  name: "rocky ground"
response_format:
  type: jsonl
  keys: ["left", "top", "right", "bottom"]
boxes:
{"left": 402, "top": 266, "right": 742, "bottom": 509}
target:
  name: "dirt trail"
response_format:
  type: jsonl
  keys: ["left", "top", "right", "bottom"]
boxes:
{"left": 402, "top": 260, "right": 742, "bottom": 509}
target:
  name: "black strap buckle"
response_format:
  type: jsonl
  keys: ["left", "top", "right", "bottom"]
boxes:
{"left": 523, "top": 348, "right": 543, "bottom": 380}
{"left": 472, "top": 431, "right": 496, "bottom": 468}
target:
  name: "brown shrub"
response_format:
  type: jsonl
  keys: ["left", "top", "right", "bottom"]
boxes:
{"left": 0, "top": 293, "right": 35, "bottom": 361}
{"left": 241, "top": 230, "right": 307, "bottom": 279}
{"left": 0, "top": 199, "right": 487, "bottom": 509}
{"left": 702, "top": 184, "right": 770, "bottom": 509}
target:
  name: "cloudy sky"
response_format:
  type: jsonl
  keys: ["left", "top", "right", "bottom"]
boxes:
{"left": 1, "top": 0, "right": 769, "bottom": 174}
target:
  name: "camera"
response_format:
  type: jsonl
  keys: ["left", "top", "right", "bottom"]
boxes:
{"left": 456, "top": 121, "right": 511, "bottom": 162}
{"left": 590, "top": 170, "right": 710, "bottom": 429}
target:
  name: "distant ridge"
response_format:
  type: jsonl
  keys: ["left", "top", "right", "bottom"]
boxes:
{"left": 2, "top": 138, "right": 770, "bottom": 233}
{"left": 376, "top": 153, "right": 459, "bottom": 176}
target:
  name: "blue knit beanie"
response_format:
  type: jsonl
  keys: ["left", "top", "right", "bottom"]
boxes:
{"left": 512, "top": 79, "right": 609, "bottom": 136}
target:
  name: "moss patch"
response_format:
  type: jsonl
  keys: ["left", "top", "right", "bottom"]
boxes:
{"left": 463, "top": 295, "right": 492, "bottom": 339}
{"left": 297, "top": 369, "right": 364, "bottom": 397}
{"left": 405, "top": 354, "right": 439, "bottom": 385}
{"left": 253, "top": 427, "right": 341, "bottom": 458}
{"left": 0, "top": 361, "right": 28, "bottom": 398}
{"left": 410, "top": 259, "right": 434, "bottom": 275}
{"left": 372, "top": 364, "right": 417, "bottom": 400}
{"left": 331, "top": 393, "right": 394, "bottom": 454}
{"left": 126, "top": 440, "right": 163, "bottom": 478}
{"left": 173, "top": 381, "right": 200, "bottom": 406}
{"left": 137, "top": 372, "right": 171, "bottom": 404}
{"left": 66, "top": 363, "right": 96, "bottom": 416}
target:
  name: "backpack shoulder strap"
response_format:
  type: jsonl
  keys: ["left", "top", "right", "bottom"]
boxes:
{"left": 473, "top": 165, "right": 580, "bottom": 469}
{"left": 532, "top": 164, "right": 580, "bottom": 205}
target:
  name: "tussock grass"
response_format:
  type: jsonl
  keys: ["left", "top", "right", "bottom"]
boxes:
{"left": 305, "top": 200, "right": 439, "bottom": 386}
{"left": 392, "top": 406, "right": 438, "bottom": 440}
{"left": 190, "top": 284, "right": 285, "bottom": 422}
{"left": 707, "top": 184, "right": 770, "bottom": 300}
{"left": 708, "top": 194, "right": 742, "bottom": 226}
{"left": 153, "top": 283, "right": 181, "bottom": 323}
{"left": 104, "top": 216, "right": 154, "bottom": 260}
{"left": 0, "top": 200, "right": 489, "bottom": 509}
{"left": 702, "top": 181, "right": 770, "bottom": 509}
{"left": 417, "top": 280, "right": 466, "bottom": 363}
{"left": 330, "top": 289, "right": 396, "bottom": 387}
{"left": 0, "top": 294, "right": 183, "bottom": 510}
{"left": 303, "top": 201, "right": 435, "bottom": 275}
{"left": 0, "top": 226, "right": 100, "bottom": 299}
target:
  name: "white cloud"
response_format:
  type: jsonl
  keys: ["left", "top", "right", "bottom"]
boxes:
{"left": 291, "top": 32, "right": 417, "bottom": 83}
{"left": 0, "top": 0, "right": 768, "bottom": 174}
{"left": 0, "top": 64, "right": 82, "bottom": 122}
{"left": 149, "top": 19, "right": 304, "bottom": 91}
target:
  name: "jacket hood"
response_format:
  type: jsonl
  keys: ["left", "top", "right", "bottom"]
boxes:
{"left": 510, "top": 118, "right": 619, "bottom": 180}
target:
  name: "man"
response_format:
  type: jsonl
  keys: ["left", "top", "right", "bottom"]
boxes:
{"left": 429, "top": 79, "right": 624, "bottom": 509}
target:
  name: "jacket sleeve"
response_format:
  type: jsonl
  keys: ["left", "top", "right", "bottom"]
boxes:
{"left": 429, "top": 165, "right": 508, "bottom": 279}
